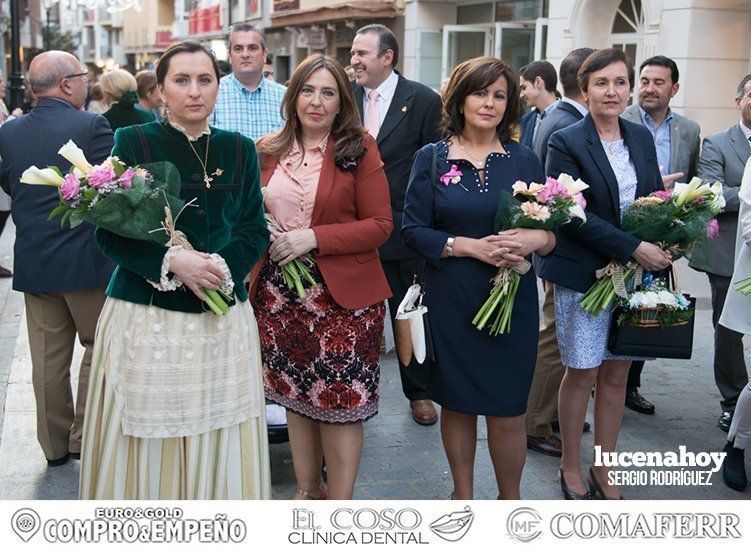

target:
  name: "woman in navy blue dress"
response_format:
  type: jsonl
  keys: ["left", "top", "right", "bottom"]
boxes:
{"left": 402, "top": 57, "right": 555, "bottom": 499}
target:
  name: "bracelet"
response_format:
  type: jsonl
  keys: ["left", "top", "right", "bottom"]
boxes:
{"left": 446, "top": 236, "right": 456, "bottom": 257}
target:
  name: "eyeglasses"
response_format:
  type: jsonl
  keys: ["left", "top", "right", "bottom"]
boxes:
{"left": 60, "top": 72, "right": 89, "bottom": 83}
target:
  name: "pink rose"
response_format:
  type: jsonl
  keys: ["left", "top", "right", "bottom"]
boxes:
{"left": 707, "top": 218, "right": 720, "bottom": 240}
{"left": 118, "top": 168, "right": 136, "bottom": 189}
{"left": 538, "top": 177, "right": 569, "bottom": 203}
{"left": 60, "top": 173, "right": 81, "bottom": 200}
{"left": 87, "top": 166, "right": 116, "bottom": 189}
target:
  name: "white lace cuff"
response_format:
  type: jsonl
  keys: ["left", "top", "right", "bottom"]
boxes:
{"left": 210, "top": 253, "right": 234, "bottom": 296}
{"left": 147, "top": 246, "right": 184, "bottom": 291}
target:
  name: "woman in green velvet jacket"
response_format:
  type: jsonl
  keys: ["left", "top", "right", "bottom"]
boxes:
{"left": 100, "top": 69, "right": 155, "bottom": 131}
{"left": 79, "top": 40, "right": 271, "bottom": 500}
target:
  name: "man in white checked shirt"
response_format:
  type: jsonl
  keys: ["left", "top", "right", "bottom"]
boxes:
{"left": 212, "top": 23, "right": 286, "bottom": 141}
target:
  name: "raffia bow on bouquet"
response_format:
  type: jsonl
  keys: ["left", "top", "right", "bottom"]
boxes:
{"left": 20, "top": 140, "right": 233, "bottom": 314}
{"left": 580, "top": 178, "right": 725, "bottom": 316}
{"left": 472, "top": 174, "right": 589, "bottom": 335}
{"left": 261, "top": 187, "right": 318, "bottom": 300}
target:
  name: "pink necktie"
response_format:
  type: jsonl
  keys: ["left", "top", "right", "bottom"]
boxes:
{"left": 364, "top": 90, "right": 380, "bottom": 138}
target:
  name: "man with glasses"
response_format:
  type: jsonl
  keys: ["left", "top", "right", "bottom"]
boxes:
{"left": 0, "top": 51, "right": 114, "bottom": 467}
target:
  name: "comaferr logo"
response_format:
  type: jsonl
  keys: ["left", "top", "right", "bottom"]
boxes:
{"left": 550, "top": 513, "right": 741, "bottom": 539}
{"left": 506, "top": 507, "right": 542, "bottom": 542}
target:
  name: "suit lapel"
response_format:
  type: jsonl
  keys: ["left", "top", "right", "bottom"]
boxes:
{"left": 377, "top": 76, "right": 414, "bottom": 145}
{"left": 670, "top": 117, "right": 682, "bottom": 176}
{"left": 584, "top": 115, "right": 621, "bottom": 216}
{"left": 353, "top": 84, "right": 365, "bottom": 124}
{"left": 730, "top": 123, "right": 751, "bottom": 166}
{"left": 621, "top": 118, "right": 650, "bottom": 198}
{"left": 310, "top": 137, "right": 337, "bottom": 226}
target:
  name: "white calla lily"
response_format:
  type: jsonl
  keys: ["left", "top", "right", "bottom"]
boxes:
{"left": 20, "top": 166, "right": 64, "bottom": 187}
{"left": 710, "top": 181, "right": 726, "bottom": 210}
{"left": 557, "top": 172, "right": 589, "bottom": 195}
{"left": 58, "top": 140, "right": 93, "bottom": 173}
{"left": 673, "top": 177, "right": 706, "bottom": 205}
{"left": 569, "top": 203, "right": 587, "bottom": 223}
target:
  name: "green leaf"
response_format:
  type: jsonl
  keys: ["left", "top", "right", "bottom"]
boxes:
{"left": 112, "top": 159, "right": 126, "bottom": 178}
{"left": 82, "top": 188, "right": 97, "bottom": 201}
{"left": 68, "top": 209, "right": 83, "bottom": 228}
{"left": 47, "top": 166, "right": 64, "bottom": 178}
{"left": 48, "top": 203, "right": 68, "bottom": 220}
{"left": 60, "top": 208, "right": 74, "bottom": 227}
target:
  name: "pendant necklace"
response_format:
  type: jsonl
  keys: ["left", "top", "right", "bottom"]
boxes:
{"left": 457, "top": 137, "right": 490, "bottom": 171}
{"left": 186, "top": 134, "right": 222, "bottom": 188}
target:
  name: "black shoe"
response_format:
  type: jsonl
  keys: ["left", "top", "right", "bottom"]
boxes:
{"left": 46, "top": 453, "right": 70, "bottom": 467}
{"left": 722, "top": 442, "right": 747, "bottom": 491}
{"left": 558, "top": 467, "right": 591, "bottom": 500}
{"left": 625, "top": 387, "right": 655, "bottom": 415}
{"left": 551, "top": 421, "right": 591, "bottom": 434}
{"left": 69, "top": 452, "right": 81, "bottom": 461}
{"left": 588, "top": 467, "right": 624, "bottom": 500}
{"left": 719, "top": 411, "right": 734, "bottom": 433}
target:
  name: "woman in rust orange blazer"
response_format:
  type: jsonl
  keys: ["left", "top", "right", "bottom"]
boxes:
{"left": 250, "top": 54, "right": 392, "bottom": 500}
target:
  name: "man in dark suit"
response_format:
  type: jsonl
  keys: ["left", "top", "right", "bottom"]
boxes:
{"left": 350, "top": 24, "right": 442, "bottom": 425}
{"left": 518, "top": 61, "right": 558, "bottom": 148}
{"left": 0, "top": 51, "right": 114, "bottom": 467}
{"left": 621, "top": 55, "right": 701, "bottom": 415}
{"left": 690, "top": 74, "right": 751, "bottom": 432}
{"left": 533, "top": 48, "right": 595, "bottom": 167}
{"left": 526, "top": 47, "right": 595, "bottom": 458}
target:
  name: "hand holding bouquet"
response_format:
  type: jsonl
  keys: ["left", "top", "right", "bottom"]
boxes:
{"left": 20, "top": 140, "right": 233, "bottom": 314}
{"left": 580, "top": 177, "right": 725, "bottom": 316}
{"left": 472, "top": 173, "right": 588, "bottom": 335}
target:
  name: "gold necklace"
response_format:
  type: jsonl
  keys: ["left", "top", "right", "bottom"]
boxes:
{"left": 186, "top": 135, "right": 218, "bottom": 189}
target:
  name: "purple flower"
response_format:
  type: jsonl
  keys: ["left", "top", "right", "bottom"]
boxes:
{"left": 60, "top": 173, "right": 81, "bottom": 201}
{"left": 440, "top": 165, "right": 463, "bottom": 186}
{"left": 707, "top": 218, "right": 720, "bottom": 240}
{"left": 652, "top": 189, "right": 673, "bottom": 202}
{"left": 87, "top": 166, "right": 116, "bottom": 189}
{"left": 118, "top": 168, "right": 136, "bottom": 189}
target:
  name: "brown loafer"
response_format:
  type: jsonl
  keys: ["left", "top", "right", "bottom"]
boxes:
{"left": 526, "top": 434, "right": 563, "bottom": 457}
{"left": 0, "top": 266, "right": 11, "bottom": 278}
{"left": 410, "top": 399, "right": 438, "bottom": 425}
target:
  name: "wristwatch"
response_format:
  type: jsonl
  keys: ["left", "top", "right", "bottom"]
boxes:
{"left": 446, "top": 236, "right": 456, "bottom": 257}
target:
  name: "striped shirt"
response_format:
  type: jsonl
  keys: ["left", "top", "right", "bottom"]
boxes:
{"left": 212, "top": 73, "right": 287, "bottom": 142}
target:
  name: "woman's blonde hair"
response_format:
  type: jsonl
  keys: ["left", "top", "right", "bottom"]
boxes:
{"left": 99, "top": 69, "right": 138, "bottom": 102}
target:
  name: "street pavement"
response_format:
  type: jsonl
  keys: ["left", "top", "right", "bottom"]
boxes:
{"left": 0, "top": 218, "right": 748, "bottom": 500}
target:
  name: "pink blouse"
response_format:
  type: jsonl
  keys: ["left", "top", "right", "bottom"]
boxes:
{"left": 264, "top": 140, "right": 326, "bottom": 232}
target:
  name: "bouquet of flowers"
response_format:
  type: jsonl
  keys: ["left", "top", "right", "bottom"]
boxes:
{"left": 580, "top": 177, "right": 725, "bottom": 316}
{"left": 21, "top": 140, "right": 233, "bottom": 314}
{"left": 472, "top": 173, "right": 588, "bottom": 335}
{"left": 261, "top": 189, "right": 318, "bottom": 300}
{"left": 614, "top": 276, "right": 694, "bottom": 328}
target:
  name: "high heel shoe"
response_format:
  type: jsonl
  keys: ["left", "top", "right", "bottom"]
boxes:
{"left": 294, "top": 481, "right": 328, "bottom": 500}
{"left": 559, "top": 467, "right": 591, "bottom": 500}
{"left": 588, "top": 467, "right": 624, "bottom": 500}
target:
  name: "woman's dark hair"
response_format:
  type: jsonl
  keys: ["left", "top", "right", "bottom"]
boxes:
{"left": 577, "top": 48, "right": 634, "bottom": 93}
{"left": 442, "top": 56, "right": 519, "bottom": 143}
{"left": 155, "top": 40, "right": 221, "bottom": 85}
{"left": 258, "top": 54, "right": 366, "bottom": 166}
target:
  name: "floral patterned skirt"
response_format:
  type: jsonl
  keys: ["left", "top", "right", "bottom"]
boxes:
{"left": 254, "top": 259, "right": 385, "bottom": 424}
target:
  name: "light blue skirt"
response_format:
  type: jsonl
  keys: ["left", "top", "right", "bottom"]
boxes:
{"left": 554, "top": 285, "right": 643, "bottom": 370}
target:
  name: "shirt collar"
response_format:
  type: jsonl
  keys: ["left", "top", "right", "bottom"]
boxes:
{"left": 561, "top": 97, "right": 588, "bottom": 117}
{"left": 541, "top": 99, "right": 559, "bottom": 117}
{"left": 740, "top": 119, "right": 751, "bottom": 140}
{"left": 166, "top": 118, "right": 211, "bottom": 141}
{"left": 364, "top": 71, "right": 399, "bottom": 103}
{"left": 639, "top": 106, "right": 673, "bottom": 128}
{"left": 285, "top": 134, "right": 329, "bottom": 163}
{"left": 227, "top": 72, "right": 266, "bottom": 95}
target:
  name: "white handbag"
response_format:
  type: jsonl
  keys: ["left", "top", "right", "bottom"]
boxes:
{"left": 395, "top": 283, "right": 429, "bottom": 364}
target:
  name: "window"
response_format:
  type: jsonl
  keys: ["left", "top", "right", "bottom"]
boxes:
{"left": 610, "top": 0, "right": 644, "bottom": 67}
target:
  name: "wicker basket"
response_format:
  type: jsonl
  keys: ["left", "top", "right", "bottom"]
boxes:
{"left": 633, "top": 306, "right": 689, "bottom": 327}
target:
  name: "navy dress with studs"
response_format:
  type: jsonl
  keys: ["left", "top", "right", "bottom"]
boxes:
{"left": 401, "top": 139, "right": 545, "bottom": 416}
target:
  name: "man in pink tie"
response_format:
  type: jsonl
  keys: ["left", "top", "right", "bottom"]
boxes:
{"left": 350, "top": 24, "right": 442, "bottom": 426}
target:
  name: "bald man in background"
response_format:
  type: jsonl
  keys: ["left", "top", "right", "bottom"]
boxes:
{"left": 0, "top": 51, "right": 114, "bottom": 467}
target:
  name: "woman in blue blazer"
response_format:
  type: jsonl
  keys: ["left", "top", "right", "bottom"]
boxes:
{"left": 537, "top": 49, "right": 672, "bottom": 500}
